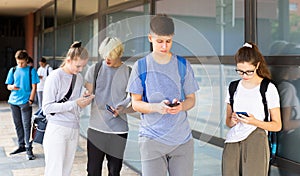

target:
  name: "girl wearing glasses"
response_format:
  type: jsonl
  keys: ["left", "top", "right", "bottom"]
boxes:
{"left": 222, "top": 42, "right": 282, "bottom": 176}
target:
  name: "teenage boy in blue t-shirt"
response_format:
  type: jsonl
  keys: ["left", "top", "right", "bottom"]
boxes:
{"left": 5, "top": 50, "right": 39, "bottom": 160}
{"left": 127, "top": 14, "right": 199, "bottom": 176}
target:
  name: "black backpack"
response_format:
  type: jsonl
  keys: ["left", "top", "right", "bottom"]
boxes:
{"left": 229, "top": 78, "right": 277, "bottom": 163}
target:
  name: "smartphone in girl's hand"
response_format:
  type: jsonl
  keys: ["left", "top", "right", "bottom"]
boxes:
{"left": 236, "top": 112, "right": 249, "bottom": 118}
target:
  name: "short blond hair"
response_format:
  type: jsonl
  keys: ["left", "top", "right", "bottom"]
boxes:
{"left": 99, "top": 37, "right": 124, "bottom": 60}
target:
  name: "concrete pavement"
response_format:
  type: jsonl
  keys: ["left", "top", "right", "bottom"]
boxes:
{"left": 0, "top": 102, "right": 139, "bottom": 176}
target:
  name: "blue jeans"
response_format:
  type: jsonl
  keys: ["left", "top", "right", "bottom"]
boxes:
{"left": 10, "top": 103, "right": 32, "bottom": 148}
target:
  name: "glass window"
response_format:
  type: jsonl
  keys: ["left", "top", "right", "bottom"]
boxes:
{"left": 57, "top": 0, "right": 73, "bottom": 26}
{"left": 75, "top": 18, "right": 99, "bottom": 61}
{"left": 258, "top": 0, "right": 300, "bottom": 168}
{"left": 43, "top": 31, "right": 54, "bottom": 57}
{"left": 258, "top": 0, "right": 300, "bottom": 55}
{"left": 106, "top": 5, "right": 151, "bottom": 58}
{"left": 156, "top": 0, "right": 244, "bottom": 56}
{"left": 290, "top": 3, "right": 298, "bottom": 11}
{"left": 56, "top": 26, "right": 72, "bottom": 59}
{"left": 76, "top": 0, "right": 98, "bottom": 19}
{"left": 43, "top": 4, "right": 55, "bottom": 29}
{"left": 270, "top": 65, "right": 300, "bottom": 166}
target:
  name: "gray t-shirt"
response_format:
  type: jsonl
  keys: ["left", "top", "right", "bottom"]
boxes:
{"left": 42, "top": 68, "right": 83, "bottom": 129}
{"left": 126, "top": 54, "right": 199, "bottom": 145}
{"left": 85, "top": 61, "right": 131, "bottom": 133}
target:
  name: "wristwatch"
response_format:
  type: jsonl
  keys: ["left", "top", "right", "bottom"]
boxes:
{"left": 29, "top": 100, "right": 34, "bottom": 103}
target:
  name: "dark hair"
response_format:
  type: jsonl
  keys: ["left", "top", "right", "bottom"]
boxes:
{"left": 234, "top": 42, "right": 271, "bottom": 79}
{"left": 40, "top": 57, "right": 47, "bottom": 63}
{"left": 27, "top": 56, "right": 33, "bottom": 64}
{"left": 61, "top": 41, "right": 89, "bottom": 67}
{"left": 150, "top": 14, "right": 174, "bottom": 36}
{"left": 15, "top": 50, "right": 28, "bottom": 60}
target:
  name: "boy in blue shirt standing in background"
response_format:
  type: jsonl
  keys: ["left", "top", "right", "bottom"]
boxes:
{"left": 5, "top": 50, "right": 39, "bottom": 160}
{"left": 127, "top": 14, "right": 199, "bottom": 176}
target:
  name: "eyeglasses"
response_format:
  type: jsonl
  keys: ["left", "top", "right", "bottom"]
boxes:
{"left": 235, "top": 69, "right": 255, "bottom": 76}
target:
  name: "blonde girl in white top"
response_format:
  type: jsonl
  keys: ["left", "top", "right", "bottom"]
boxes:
{"left": 43, "top": 41, "right": 95, "bottom": 176}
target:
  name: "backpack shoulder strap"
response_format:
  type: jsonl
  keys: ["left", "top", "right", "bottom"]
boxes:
{"left": 128, "top": 66, "right": 132, "bottom": 75}
{"left": 260, "top": 78, "right": 271, "bottom": 122}
{"left": 229, "top": 79, "right": 241, "bottom": 112}
{"left": 260, "top": 78, "right": 278, "bottom": 161}
{"left": 12, "top": 66, "right": 16, "bottom": 84}
{"left": 46, "top": 65, "right": 49, "bottom": 76}
{"left": 29, "top": 66, "right": 33, "bottom": 89}
{"left": 138, "top": 57, "right": 147, "bottom": 102}
{"left": 93, "top": 60, "right": 103, "bottom": 94}
{"left": 176, "top": 55, "right": 187, "bottom": 101}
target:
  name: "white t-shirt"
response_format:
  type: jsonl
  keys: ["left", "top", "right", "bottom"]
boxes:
{"left": 224, "top": 81, "right": 280, "bottom": 143}
{"left": 278, "top": 81, "right": 300, "bottom": 120}
{"left": 37, "top": 64, "right": 53, "bottom": 91}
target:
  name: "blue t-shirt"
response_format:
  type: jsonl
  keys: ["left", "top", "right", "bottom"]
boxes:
{"left": 5, "top": 66, "right": 39, "bottom": 105}
{"left": 127, "top": 54, "right": 199, "bottom": 145}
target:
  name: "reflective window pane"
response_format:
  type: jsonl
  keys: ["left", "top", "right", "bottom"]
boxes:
{"left": 106, "top": 4, "right": 150, "bottom": 57}
{"left": 56, "top": 26, "right": 72, "bottom": 59}
{"left": 44, "top": 4, "right": 54, "bottom": 29}
{"left": 258, "top": 0, "right": 300, "bottom": 55}
{"left": 57, "top": 0, "right": 73, "bottom": 26}
{"left": 75, "top": 18, "right": 99, "bottom": 61}
{"left": 258, "top": 0, "right": 300, "bottom": 167}
{"left": 156, "top": 0, "right": 244, "bottom": 56}
{"left": 43, "top": 31, "right": 54, "bottom": 57}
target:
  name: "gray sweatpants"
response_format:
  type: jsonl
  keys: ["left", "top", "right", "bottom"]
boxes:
{"left": 222, "top": 128, "right": 270, "bottom": 176}
{"left": 139, "top": 137, "right": 194, "bottom": 176}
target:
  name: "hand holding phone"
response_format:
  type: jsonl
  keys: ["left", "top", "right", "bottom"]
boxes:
{"left": 83, "top": 90, "right": 91, "bottom": 98}
{"left": 168, "top": 102, "right": 180, "bottom": 107}
{"left": 106, "top": 104, "right": 116, "bottom": 115}
{"left": 236, "top": 112, "right": 249, "bottom": 118}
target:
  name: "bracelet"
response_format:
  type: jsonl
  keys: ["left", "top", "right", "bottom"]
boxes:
{"left": 29, "top": 100, "right": 34, "bottom": 103}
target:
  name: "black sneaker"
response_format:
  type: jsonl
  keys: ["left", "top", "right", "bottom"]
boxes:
{"left": 26, "top": 147, "right": 36, "bottom": 160}
{"left": 10, "top": 146, "right": 26, "bottom": 155}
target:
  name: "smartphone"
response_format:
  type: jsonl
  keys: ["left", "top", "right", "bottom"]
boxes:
{"left": 168, "top": 102, "right": 180, "bottom": 107}
{"left": 236, "top": 112, "right": 249, "bottom": 118}
{"left": 106, "top": 104, "right": 115, "bottom": 114}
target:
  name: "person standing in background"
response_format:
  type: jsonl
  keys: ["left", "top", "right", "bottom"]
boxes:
{"left": 37, "top": 57, "right": 53, "bottom": 108}
{"left": 5, "top": 50, "right": 39, "bottom": 160}
{"left": 27, "top": 56, "right": 34, "bottom": 67}
{"left": 42, "top": 41, "right": 94, "bottom": 176}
